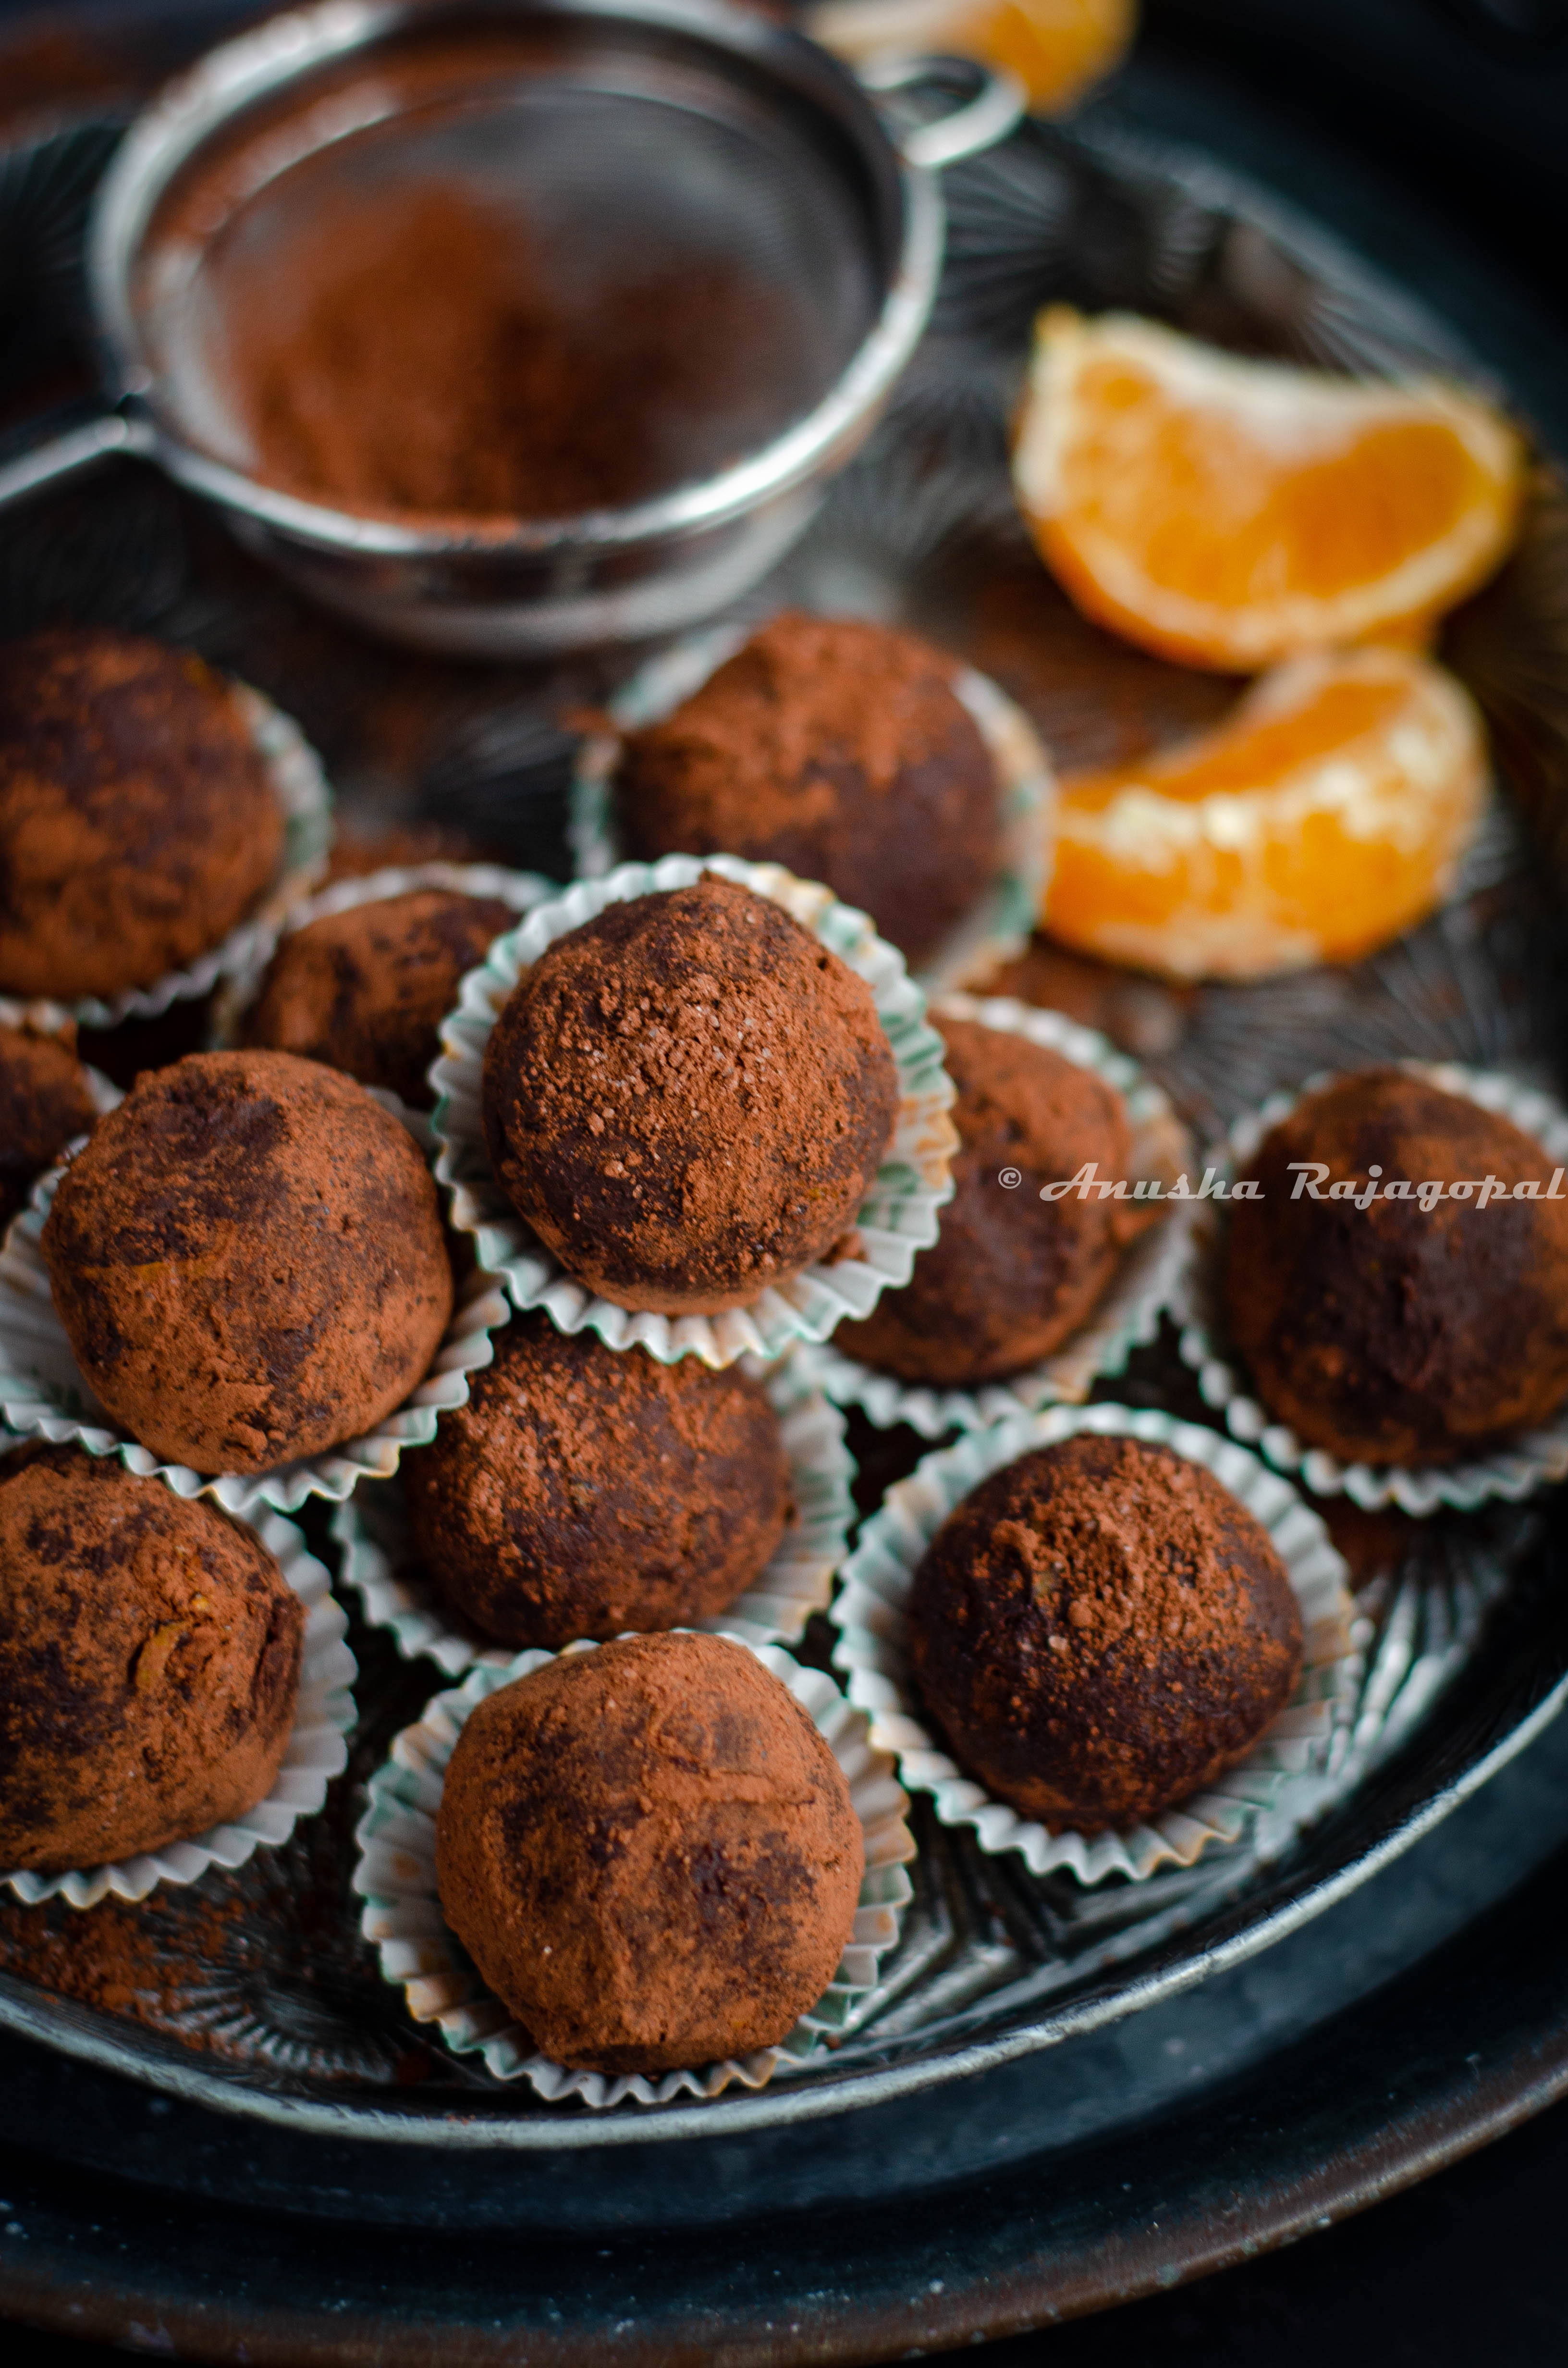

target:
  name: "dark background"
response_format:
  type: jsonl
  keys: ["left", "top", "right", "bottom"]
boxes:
{"left": 1, "top": 0, "right": 1567, "bottom": 2357}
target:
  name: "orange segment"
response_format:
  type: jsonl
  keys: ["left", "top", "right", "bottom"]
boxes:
{"left": 807, "top": 0, "right": 1134, "bottom": 112}
{"left": 1042, "top": 646, "right": 1490, "bottom": 980}
{"left": 1013, "top": 309, "right": 1526, "bottom": 669}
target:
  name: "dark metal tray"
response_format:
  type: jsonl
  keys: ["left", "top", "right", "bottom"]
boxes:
{"left": 3, "top": 0, "right": 1568, "bottom": 2337}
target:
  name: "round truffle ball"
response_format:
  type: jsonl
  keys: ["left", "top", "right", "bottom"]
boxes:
{"left": 834, "top": 1015, "right": 1141, "bottom": 1387}
{"left": 0, "top": 1444, "right": 304, "bottom": 1871}
{"left": 242, "top": 887, "right": 516, "bottom": 1109}
{"left": 908, "top": 1435, "right": 1303, "bottom": 1830}
{"left": 1224, "top": 1066, "right": 1568, "bottom": 1465}
{"left": 615, "top": 612, "right": 1003, "bottom": 971}
{"left": 402, "top": 1311, "right": 792, "bottom": 1646}
{"left": 40, "top": 1049, "right": 454, "bottom": 1474}
{"left": 435, "top": 1631, "right": 864, "bottom": 2072}
{"left": 0, "top": 1025, "right": 98, "bottom": 1234}
{"left": 0, "top": 629, "right": 284, "bottom": 1001}
{"left": 481, "top": 873, "right": 901, "bottom": 1313}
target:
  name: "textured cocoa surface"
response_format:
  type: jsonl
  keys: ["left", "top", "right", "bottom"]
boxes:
{"left": 481, "top": 874, "right": 900, "bottom": 1312}
{"left": 0, "top": 1023, "right": 97, "bottom": 1233}
{"left": 435, "top": 1631, "right": 863, "bottom": 2073}
{"left": 909, "top": 1435, "right": 1303, "bottom": 1831}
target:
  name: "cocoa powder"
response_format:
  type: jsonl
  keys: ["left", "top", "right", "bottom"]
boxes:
{"left": 41, "top": 1049, "right": 454, "bottom": 1473}
{"left": 909, "top": 1435, "right": 1303, "bottom": 1831}
{"left": 616, "top": 613, "right": 1002, "bottom": 970}
{"left": 435, "top": 1631, "right": 863, "bottom": 2073}
{"left": 0, "top": 1023, "right": 97, "bottom": 1233}
{"left": 481, "top": 875, "right": 900, "bottom": 1313}
{"left": 215, "top": 183, "right": 793, "bottom": 521}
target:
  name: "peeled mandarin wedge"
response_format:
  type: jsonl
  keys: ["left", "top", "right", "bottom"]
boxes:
{"left": 807, "top": 0, "right": 1134, "bottom": 112}
{"left": 1041, "top": 645, "right": 1490, "bottom": 980}
{"left": 1013, "top": 309, "right": 1526, "bottom": 670}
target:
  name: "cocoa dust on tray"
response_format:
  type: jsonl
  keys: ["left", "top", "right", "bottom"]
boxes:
{"left": 207, "top": 183, "right": 793, "bottom": 521}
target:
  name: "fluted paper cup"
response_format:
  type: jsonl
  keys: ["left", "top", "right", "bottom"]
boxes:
{"left": 352, "top": 1637, "right": 915, "bottom": 2108}
{"left": 430, "top": 852, "right": 958, "bottom": 1370}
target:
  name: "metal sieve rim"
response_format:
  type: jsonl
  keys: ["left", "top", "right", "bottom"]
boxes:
{"left": 86, "top": 0, "right": 947, "bottom": 557}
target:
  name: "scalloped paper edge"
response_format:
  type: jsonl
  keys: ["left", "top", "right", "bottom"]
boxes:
{"left": 832, "top": 1400, "right": 1360, "bottom": 1885}
{"left": 430, "top": 852, "right": 958, "bottom": 1369}
{"left": 352, "top": 1636, "right": 915, "bottom": 2108}
{"left": 568, "top": 621, "right": 1054, "bottom": 993}
{"left": 801, "top": 992, "right": 1196, "bottom": 1435}
{"left": 331, "top": 1344, "right": 857, "bottom": 1677}
{"left": 1172, "top": 1060, "right": 1568, "bottom": 1514}
{"left": 1, "top": 1501, "right": 356, "bottom": 1908}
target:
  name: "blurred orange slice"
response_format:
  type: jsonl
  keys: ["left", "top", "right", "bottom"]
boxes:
{"left": 807, "top": 0, "right": 1134, "bottom": 112}
{"left": 1014, "top": 309, "right": 1526, "bottom": 669}
{"left": 1042, "top": 645, "right": 1490, "bottom": 979}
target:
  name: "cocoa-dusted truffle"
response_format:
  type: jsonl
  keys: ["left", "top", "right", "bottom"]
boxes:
{"left": 909, "top": 1435, "right": 1303, "bottom": 1830}
{"left": 41, "top": 1049, "right": 453, "bottom": 1473}
{"left": 0, "top": 629, "right": 284, "bottom": 1000}
{"left": 402, "top": 1310, "right": 791, "bottom": 1646}
{"left": 482, "top": 873, "right": 900, "bottom": 1313}
{"left": 0, "top": 1444, "right": 304, "bottom": 1870}
{"left": 435, "top": 1631, "right": 863, "bottom": 2072}
{"left": 0, "top": 1024, "right": 98, "bottom": 1234}
{"left": 1224, "top": 1066, "right": 1568, "bottom": 1465}
{"left": 835, "top": 1014, "right": 1142, "bottom": 1387}
{"left": 615, "top": 612, "right": 1003, "bottom": 971}
{"left": 243, "top": 888, "right": 516, "bottom": 1109}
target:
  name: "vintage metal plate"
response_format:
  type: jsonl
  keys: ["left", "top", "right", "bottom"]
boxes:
{"left": 2, "top": 2, "right": 1568, "bottom": 2253}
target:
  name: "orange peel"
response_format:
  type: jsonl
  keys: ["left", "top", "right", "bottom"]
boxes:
{"left": 807, "top": 0, "right": 1134, "bottom": 113}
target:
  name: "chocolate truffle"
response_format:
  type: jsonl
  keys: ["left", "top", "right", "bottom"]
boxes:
{"left": 1224, "top": 1066, "right": 1568, "bottom": 1465}
{"left": 0, "top": 629, "right": 284, "bottom": 1001}
{"left": 402, "top": 1310, "right": 792, "bottom": 1646}
{"left": 482, "top": 873, "right": 901, "bottom": 1313}
{"left": 615, "top": 612, "right": 1003, "bottom": 971}
{"left": 41, "top": 1049, "right": 453, "bottom": 1474}
{"left": 435, "top": 1631, "right": 863, "bottom": 2072}
{"left": 908, "top": 1435, "right": 1303, "bottom": 1830}
{"left": 834, "top": 1014, "right": 1142, "bottom": 1387}
{"left": 0, "top": 1024, "right": 98, "bottom": 1234}
{"left": 243, "top": 887, "right": 516, "bottom": 1109}
{"left": 0, "top": 1444, "right": 304, "bottom": 1870}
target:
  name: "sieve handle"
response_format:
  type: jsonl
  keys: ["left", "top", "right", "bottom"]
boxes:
{"left": 0, "top": 404, "right": 155, "bottom": 517}
{"left": 857, "top": 53, "right": 1027, "bottom": 170}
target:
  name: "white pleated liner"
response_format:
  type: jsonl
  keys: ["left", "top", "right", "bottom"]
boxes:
{"left": 0, "top": 1143, "right": 514, "bottom": 1517}
{"left": 1172, "top": 1060, "right": 1568, "bottom": 1515}
{"left": 352, "top": 1637, "right": 916, "bottom": 2108}
{"left": 0, "top": 1503, "right": 356, "bottom": 1910}
{"left": 430, "top": 851, "right": 958, "bottom": 1370}
{"left": 331, "top": 1346, "right": 858, "bottom": 1677}
{"left": 0, "top": 998, "right": 122, "bottom": 1121}
{"left": 801, "top": 992, "right": 1196, "bottom": 1437}
{"left": 62, "top": 680, "right": 334, "bottom": 1031}
{"left": 568, "top": 620, "right": 1055, "bottom": 993}
{"left": 832, "top": 1400, "right": 1360, "bottom": 1885}
{"left": 210, "top": 858, "right": 555, "bottom": 1061}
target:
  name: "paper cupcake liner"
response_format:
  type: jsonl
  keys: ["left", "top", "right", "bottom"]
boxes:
{"left": 430, "top": 852, "right": 958, "bottom": 1370}
{"left": 0, "top": 1139, "right": 514, "bottom": 1517}
{"left": 209, "top": 860, "right": 555, "bottom": 1085}
{"left": 832, "top": 1400, "right": 1360, "bottom": 1885}
{"left": 568, "top": 621, "right": 1054, "bottom": 994}
{"left": 331, "top": 1345, "right": 857, "bottom": 1677}
{"left": 1172, "top": 1061, "right": 1568, "bottom": 1515}
{"left": 800, "top": 993, "right": 1196, "bottom": 1438}
{"left": 352, "top": 1636, "right": 916, "bottom": 2108}
{"left": 63, "top": 681, "right": 334, "bottom": 1032}
{"left": 0, "top": 1498, "right": 356, "bottom": 1910}
{"left": 0, "top": 998, "right": 122, "bottom": 1122}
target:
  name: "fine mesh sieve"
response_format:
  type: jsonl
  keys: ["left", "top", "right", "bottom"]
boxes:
{"left": 0, "top": 0, "right": 1022, "bottom": 653}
